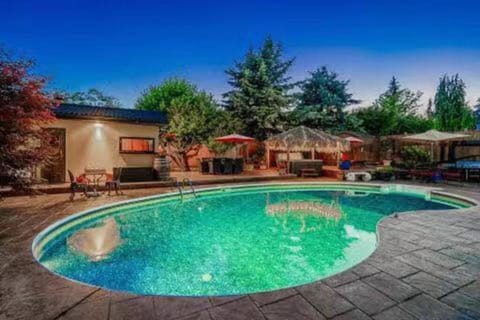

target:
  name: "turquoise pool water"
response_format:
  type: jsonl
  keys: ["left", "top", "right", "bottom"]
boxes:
{"left": 34, "top": 184, "right": 466, "bottom": 296}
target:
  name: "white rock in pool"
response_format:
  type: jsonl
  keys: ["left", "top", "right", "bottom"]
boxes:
{"left": 68, "top": 218, "right": 121, "bottom": 261}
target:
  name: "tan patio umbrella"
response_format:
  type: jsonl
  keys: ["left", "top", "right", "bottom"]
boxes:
{"left": 401, "top": 129, "right": 470, "bottom": 159}
{"left": 402, "top": 130, "right": 469, "bottom": 142}
{"left": 265, "top": 126, "right": 349, "bottom": 172}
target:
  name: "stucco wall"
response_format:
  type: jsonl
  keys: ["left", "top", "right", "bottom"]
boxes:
{"left": 49, "top": 119, "right": 160, "bottom": 180}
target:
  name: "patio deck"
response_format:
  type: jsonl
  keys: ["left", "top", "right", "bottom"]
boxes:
{"left": 0, "top": 182, "right": 479, "bottom": 319}
{"left": 1, "top": 168, "right": 344, "bottom": 197}
{"left": 0, "top": 170, "right": 304, "bottom": 196}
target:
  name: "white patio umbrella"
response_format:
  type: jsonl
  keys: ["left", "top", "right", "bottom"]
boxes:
{"left": 401, "top": 130, "right": 470, "bottom": 142}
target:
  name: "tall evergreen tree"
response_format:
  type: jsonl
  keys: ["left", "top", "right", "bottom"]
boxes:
{"left": 223, "top": 36, "right": 294, "bottom": 140}
{"left": 291, "top": 66, "right": 359, "bottom": 131}
{"left": 474, "top": 98, "right": 480, "bottom": 130}
{"left": 426, "top": 98, "right": 434, "bottom": 119}
{"left": 353, "top": 77, "right": 431, "bottom": 136}
{"left": 434, "top": 74, "right": 475, "bottom": 131}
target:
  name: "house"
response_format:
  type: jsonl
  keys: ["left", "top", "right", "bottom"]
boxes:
{"left": 40, "top": 104, "right": 167, "bottom": 183}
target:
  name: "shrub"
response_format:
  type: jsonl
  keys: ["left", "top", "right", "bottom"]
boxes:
{"left": 401, "top": 146, "right": 431, "bottom": 169}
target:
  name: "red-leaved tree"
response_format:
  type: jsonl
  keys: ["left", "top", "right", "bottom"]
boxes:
{"left": 0, "top": 51, "right": 58, "bottom": 190}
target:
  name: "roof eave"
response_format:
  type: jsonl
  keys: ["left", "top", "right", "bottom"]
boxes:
{"left": 55, "top": 114, "right": 166, "bottom": 126}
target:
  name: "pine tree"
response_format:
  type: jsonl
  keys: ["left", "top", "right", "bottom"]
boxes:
{"left": 434, "top": 74, "right": 475, "bottom": 131}
{"left": 292, "top": 66, "right": 359, "bottom": 131}
{"left": 426, "top": 98, "right": 434, "bottom": 118}
{"left": 223, "top": 36, "right": 294, "bottom": 140}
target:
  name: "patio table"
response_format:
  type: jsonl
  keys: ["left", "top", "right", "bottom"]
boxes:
{"left": 84, "top": 168, "right": 107, "bottom": 196}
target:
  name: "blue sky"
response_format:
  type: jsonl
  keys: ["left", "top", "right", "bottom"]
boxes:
{"left": 2, "top": 0, "right": 480, "bottom": 109}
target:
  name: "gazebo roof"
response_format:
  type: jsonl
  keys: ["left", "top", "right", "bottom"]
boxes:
{"left": 265, "top": 126, "right": 349, "bottom": 152}
{"left": 402, "top": 130, "right": 470, "bottom": 142}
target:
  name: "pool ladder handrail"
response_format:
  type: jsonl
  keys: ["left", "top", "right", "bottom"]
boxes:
{"left": 183, "top": 178, "right": 197, "bottom": 198}
{"left": 176, "top": 178, "right": 197, "bottom": 201}
{"left": 175, "top": 180, "right": 184, "bottom": 201}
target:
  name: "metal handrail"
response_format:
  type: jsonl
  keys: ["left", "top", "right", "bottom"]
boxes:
{"left": 175, "top": 180, "right": 184, "bottom": 201}
{"left": 183, "top": 178, "right": 197, "bottom": 198}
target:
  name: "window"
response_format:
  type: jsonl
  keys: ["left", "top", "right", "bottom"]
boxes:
{"left": 119, "top": 137, "right": 155, "bottom": 154}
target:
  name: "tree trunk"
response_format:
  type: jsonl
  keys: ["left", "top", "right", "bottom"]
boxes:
{"left": 181, "top": 151, "right": 191, "bottom": 171}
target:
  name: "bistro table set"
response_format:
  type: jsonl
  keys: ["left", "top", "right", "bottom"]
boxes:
{"left": 200, "top": 158, "right": 244, "bottom": 175}
{"left": 69, "top": 168, "right": 122, "bottom": 200}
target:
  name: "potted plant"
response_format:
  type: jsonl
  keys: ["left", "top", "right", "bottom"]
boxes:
{"left": 259, "top": 160, "right": 267, "bottom": 170}
{"left": 251, "top": 144, "right": 266, "bottom": 169}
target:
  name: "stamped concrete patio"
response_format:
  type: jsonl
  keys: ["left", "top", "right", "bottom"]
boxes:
{"left": 0, "top": 183, "right": 479, "bottom": 320}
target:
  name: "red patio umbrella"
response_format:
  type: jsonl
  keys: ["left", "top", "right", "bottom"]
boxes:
{"left": 215, "top": 134, "right": 255, "bottom": 144}
{"left": 215, "top": 134, "right": 255, "bottom": 158}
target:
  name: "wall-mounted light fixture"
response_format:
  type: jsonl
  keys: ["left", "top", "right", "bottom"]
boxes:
{"left": 94, "top": 122, "right": 104, "bottom": 140}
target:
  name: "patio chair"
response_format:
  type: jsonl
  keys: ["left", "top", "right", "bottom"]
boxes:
{"left": 68, "top": 170, "right": 88, "bottom": 201}
{"left": 106, "top": 168, "right": 123, "bottom": 196}
{"left": 223, "top": 158, "right": 233, "bottom": 174}
{"left": 200, "top": 159, "right": 211, "bottom": 174}
{"left": 212, "top": 158, "right": 223, "bottom": 174}
{"left": 277, "top": 161, "right": 287, "bottom": 175}
{"left": 233, "top": 158, "right": 244, "bottom": 174}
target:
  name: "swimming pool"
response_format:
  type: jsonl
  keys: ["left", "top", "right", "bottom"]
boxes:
{"left": 33, "top": 183, "right": 472, "bottom": 296}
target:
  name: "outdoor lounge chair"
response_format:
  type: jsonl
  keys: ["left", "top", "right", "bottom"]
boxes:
{"left": 106, "top": 168, "right": 123, "bottom": 196}
{"left": 68, "top": 170, "right": 88, "bottom": 200}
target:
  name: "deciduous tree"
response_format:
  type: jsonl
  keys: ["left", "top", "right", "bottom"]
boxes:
{"left": 353, "top": 77, "right": 432, "bottom": 136}
{"left": 0, "top": 51, "right": 58, "bottom": 190}
{"left": 136, "top": 78, "right": 240, "bottom": 170}
{"left": 64, "top": 88, "right": 121, "bottom": 107}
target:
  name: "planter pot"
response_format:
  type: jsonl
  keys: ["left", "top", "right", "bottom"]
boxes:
{"left": 382, "top": 160, "right": 392, "bottom": 166}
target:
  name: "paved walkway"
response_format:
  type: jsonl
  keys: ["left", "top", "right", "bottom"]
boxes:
{"left": 0, "top": 183, "right": 479, "bottom": 320}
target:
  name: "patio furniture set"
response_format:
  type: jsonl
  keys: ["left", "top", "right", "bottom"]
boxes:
{"left": 200, "top": 158, "right": 244, "bottom": 175}
{"left": 68, "top": 168, "right": 122, "bottom": 200}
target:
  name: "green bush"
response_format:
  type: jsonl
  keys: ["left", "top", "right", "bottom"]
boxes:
{"left": 376, "top": 166, "right": 394, "bottom": 173}
{"left": 401, "top": 146, "right": 432, "bottom": 169}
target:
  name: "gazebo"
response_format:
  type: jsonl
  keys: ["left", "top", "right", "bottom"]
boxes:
{"left": 402, "top": 129, "right": 470, "bottom": 161}
{"left": 265, "top": 126, "right": 349, "bottom": 171}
